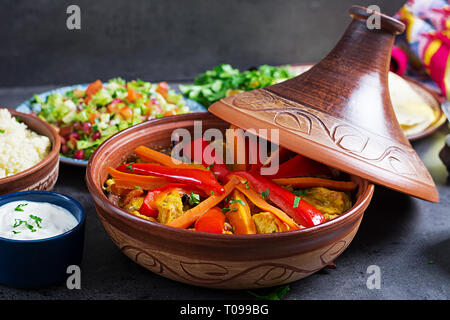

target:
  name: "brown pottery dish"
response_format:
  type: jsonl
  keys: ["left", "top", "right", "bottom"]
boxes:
{"left": 0, "top": 109, "right": 60, "bottom": 195}
{"left": 86, "top": 113, "right": 375, "bottom": 289}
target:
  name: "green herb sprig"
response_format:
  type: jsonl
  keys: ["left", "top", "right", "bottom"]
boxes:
{"left": 229, "top": 199, "right": 246, "bottom": 206}
{"left": 14, "top": 203, "right": 28, "bottom": 212}
{"left": 188, "top": 193, "right": 201, "bottom": 206}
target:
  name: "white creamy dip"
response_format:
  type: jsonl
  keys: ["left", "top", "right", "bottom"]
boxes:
{"left": 0, "top": 201, "right": 78, "bottom": 240}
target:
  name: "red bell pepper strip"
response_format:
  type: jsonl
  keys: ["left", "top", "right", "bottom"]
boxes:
{"left": 231, "top": 171, "right": 327, "bottom": 227}
{"left": 183, "top": 138, "right": 220, "bottom": 166}
{"left": 156, "top": 81, "right": 169, "bottom": 97}
{"left": 116, "top": 163, "right": 225, "bottom": 195}
{"left": 139, "top": 183, "right": 205, "bottom": 218}
{"left": 249, "top": 146, "right": 295, "bottom": 173}
{"left": 183, "top": 138, "right": 231, "bottom": 183}
{"left": 211, "top": 163, "right": 231, "bottom": 183}
{"left": 194, "top": 207, "right": 226, "bottom": 234}
{"left": 266, "top": 154, "right": 331, "bottom": 179}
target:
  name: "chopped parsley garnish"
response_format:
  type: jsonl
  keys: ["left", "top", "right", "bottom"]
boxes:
{"left": 293, "top": 189, "right": 307, "bottom": 197}
{"left": 12, "top": 214, "right": 43, "bottom": 233}
{"left": 210, "top": 191, "right": 215, "bottom": 196}
{"left": 293, "top": 196, "right": 301, "bottom": 208}
{"left": 188, "top": 193, "right": 201, "bottom": 206}
{"left": 229, "top": 199, "right": 246, "bottom": 206}
{"left": 29, "top": 215, "right": 43, "bottom": 228}
{"left": 14, "top": 203, "right": 28, "bottom": 212}
{"left": 13, "top": 219, "right": 24, "bottom": 228}
{"left": 221, "top": 207, "right": 237, "bottom": 213}
{"left": 0, "top": 129, "right": 4, "bottom": 133}
{"left": 206, "top": 164, "right": 213, "bottom": 170}
{"left": 125, "top": 164, "right": 134, "bottom": 172}
{"left": 244, "top": 180, "right": 250, "bottom": 189}
{"left": 13, "top": 219, "right": 37, "bottom": 233}
{"left": 25, "top": 223, "right": 37, "bottom": 232}
{"left": 261, "top": 189, "right": 270, "bottom": 199}
{"left": 248, "top": 285, "right": 291, "bottom": 300}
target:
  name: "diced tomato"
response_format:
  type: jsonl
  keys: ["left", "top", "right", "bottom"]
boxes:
{"left": 88, "top": 112, "right": 100, "bottom": 124}
{"left": 163, "top": 110, "right": 176, "bottom": 117}
{"left": 126, "top": 87, "right": 142, "bottom": 103}
{"left": 119, "top": 105, "right": 133, "bottom": 120}
{"left": 68, "top": 136, "right": 78, "bottom": 150}
{"left": 147, "top": 98, "right": 162, "bottom": 115}
{"left": 194, "top": 207, "right": 226, "bottom": 234}
{"left": 156, "top": 81, "right": 169, "bottom": 97}
{"left": 86, "top": 80, "right": 102, "bottom": 96}
{"left": 106, "top": 103, "right": 118, "bottom": 114}
{"left": 59, "top": 125, "right": 73, "bottom": 139}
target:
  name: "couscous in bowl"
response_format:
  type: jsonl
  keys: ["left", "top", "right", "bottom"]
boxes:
{"left": 0, "top": 109, "right": 60, "bottom": 195}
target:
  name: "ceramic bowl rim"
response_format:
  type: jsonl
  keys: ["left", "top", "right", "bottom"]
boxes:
{"left": 0, "top": 190, "right": 85, "bottom": 243}
{"left": 0, "top": 109, "right": 60, "bottom": 186}
{"left": 86, "top": 112, "right": 375, "bottom": 242}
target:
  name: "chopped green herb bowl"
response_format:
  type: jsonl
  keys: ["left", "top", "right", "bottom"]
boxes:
{"left": 0, "top": 191, "right": 85, "bottom": 289}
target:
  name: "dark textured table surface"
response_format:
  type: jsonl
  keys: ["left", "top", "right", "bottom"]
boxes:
{"left": 0, "top": 85, "right": 449, "bottom": 300}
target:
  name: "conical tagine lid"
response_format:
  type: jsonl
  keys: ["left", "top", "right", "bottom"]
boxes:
{"left": 209, "top": 6, "right": 439, "bottom": 202}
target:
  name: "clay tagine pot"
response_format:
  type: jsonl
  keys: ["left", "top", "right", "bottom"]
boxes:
{"left": 86, "top": 113, "right": 374, "bottom": 289}
{"left": 209, "top": 5, "right": 439, "bottom": 202}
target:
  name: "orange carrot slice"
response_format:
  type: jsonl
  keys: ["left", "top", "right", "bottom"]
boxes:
{"left": 235, "top": 184, "right": 300, "bottom": 231}
{"left": 134, "top": 146, "right": 208, "bottom": 171}
{"left": 226, "top": 189, "right": 256, "bottom": 234}
{"left": 167, "top": 177, "right": 239, "bottom": 229}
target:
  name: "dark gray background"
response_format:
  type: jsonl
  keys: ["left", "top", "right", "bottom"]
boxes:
{"left": 1, "top": 0, "right": 404, "bottom": 87}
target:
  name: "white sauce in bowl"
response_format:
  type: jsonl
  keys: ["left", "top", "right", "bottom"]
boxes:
{"left": 0, "top": 201, "right": 78, "bottom": 240}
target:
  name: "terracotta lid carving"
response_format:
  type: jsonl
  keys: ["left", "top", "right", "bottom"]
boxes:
{"left": 209, "top": 6, "right": 439, "bottom": 202}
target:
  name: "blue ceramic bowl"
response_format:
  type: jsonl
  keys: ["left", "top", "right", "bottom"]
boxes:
{"left": 0, "top": 191, "right": 85, "bottom": 288}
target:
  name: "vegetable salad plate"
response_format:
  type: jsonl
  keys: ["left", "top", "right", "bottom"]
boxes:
{"left": 181, "top": 62, "right": 445, "bottom": 141}
{"left": 15, "top": 79, "right": 207, "bottom": 167}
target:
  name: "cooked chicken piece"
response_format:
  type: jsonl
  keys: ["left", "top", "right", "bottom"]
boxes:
{"left": 301, "top": 187, "right": 352, "bottom": 220}
{"left": 104, "top": 178, "right": 115, "bottom": 191}
{"left": 130, "top": 210, "right": 157, "bottom": 222}
{"left": 105, "top": 178, "right": 128, "bottom": 196}
{"left": 252, "top": 212, "right": 287, "bottom": 234}
{"left": 122, "top": 188, "right": 144, "bottom": 207}
{"left": 124, "top": 196, "right": 144, "bottom": 213}
{"left": 156, "top": 191, "right": 185, "bottom": 224}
